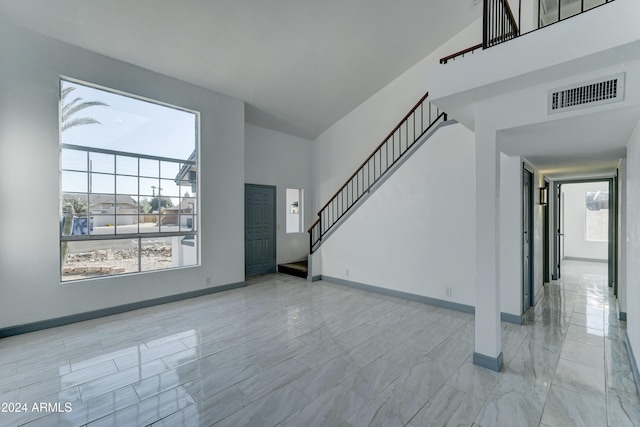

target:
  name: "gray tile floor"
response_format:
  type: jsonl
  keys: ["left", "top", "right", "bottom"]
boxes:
{"left": 0, "top": 260, "right": 638, "bottom": 426}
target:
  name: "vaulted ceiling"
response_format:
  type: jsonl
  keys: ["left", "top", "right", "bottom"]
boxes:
{"left": 0, "top": 0, "right": 481, "bottom": 139}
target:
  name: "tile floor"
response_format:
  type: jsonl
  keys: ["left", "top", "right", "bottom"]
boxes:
{"left": 0, "top": 260, "right": 638, "bottom": 426}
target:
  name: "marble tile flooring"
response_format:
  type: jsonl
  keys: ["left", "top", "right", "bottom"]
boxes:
{"left": 0, "top": 260, "right": 638, "bottom": 426}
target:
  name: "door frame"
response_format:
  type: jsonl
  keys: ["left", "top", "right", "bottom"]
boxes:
{"left": 610, "top": 172, "right": 619, "bottom": 293}
{"left": 552, "top": 182, "right": 563, "bottom": 280}
{"left": 551, "top": 177, "right": 616, "bottom": 287}
{"left": 543, "top": 178, "right": 551, "bottom": 283}
{"left": 244, "top": 183, "right": 277, "bottom": 277}
{"left": 522, "top": 165, "right": 534, "bottom": 312}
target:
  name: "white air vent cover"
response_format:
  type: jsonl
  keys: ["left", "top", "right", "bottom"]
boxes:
{"left": 548, "top": 73, "right": 625, "bottom": 114}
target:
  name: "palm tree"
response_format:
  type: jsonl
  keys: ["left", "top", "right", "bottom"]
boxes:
{"left": 60, "top": 85, "right": 108, "bottom": 269}
{"left": 60, "top": 86, "right": 108, "bottom": 132}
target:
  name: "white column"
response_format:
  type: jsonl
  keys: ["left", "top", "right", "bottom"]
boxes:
{"left": 473, "top": 124, "right": 503, "bottom": 371}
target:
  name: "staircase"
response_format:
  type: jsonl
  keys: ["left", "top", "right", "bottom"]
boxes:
{"left": 308, "top": 92, "right": 447, "bottom": 253}
{"left": 278, "top": 261, "right": 308, "bottom": 278}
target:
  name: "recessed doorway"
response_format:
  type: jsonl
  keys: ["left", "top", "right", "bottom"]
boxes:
{"left": 245, "top": 184, "right": 276, "bottom": 277}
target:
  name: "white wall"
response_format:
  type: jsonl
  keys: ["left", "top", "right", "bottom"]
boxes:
{"left": 618, "top": 159, "right": 627, "bottom": 316}
{"left": 451, "top": 56, "right": 639, "bottom": 316}
{"left": 311, "top": 18, "right": 482, "bottom": 212}
{"left": 562, "top": 182, "right": 609, "bottom": 261}
{"left": 310, "top": 16, "right": 548, "bottom": 318}
{"left": 499, "top": 154, "right": 522, "bottom": 315}
{"left": 533, "top": 169, "right": 546, "bottom": 297}
{"left": 245, "top": 124, "right": 313, "bottom": 264}
{"left": 626, "top": 118, "right": 640, "bottom": 369}
{"left": 498, "top": 157, "right": 546, "bottom": 317}
{"left": 0, "top": 22, "right": 245, "bottom": 329}
{"left": 424, "top": 0, "right": 638, "bottom": 365}
{"left": 319, "top": 124, "right": 476, "bottom": 307}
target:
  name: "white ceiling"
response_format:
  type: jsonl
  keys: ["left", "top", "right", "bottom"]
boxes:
{"left": 497, "top": 107, "right": 640, "bottom": 179}
{"left": 0, "top": 0, "right": 481, "bottom": 140}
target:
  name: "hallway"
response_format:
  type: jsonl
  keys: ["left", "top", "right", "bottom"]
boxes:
{"left": 0, "top": 262, "right": 638, "bottom": 426}
{"left": 477, "top": 260, "right": 640, "bottom": 426}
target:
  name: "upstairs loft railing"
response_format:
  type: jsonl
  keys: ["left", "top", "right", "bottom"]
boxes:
{"left": 539, "top": 0, "right": 615, "bottom": 28}
{"left": 440, "top": 0, "right": 518, "bottom": 64}
{"left": 440, "top": 0, "right": 615, "bottom": 64}
{"left": 484, "top": 0, "right": 519, "bottom": 48}
{"left": 308, "top": 92, "right": 447, "bottom": 253}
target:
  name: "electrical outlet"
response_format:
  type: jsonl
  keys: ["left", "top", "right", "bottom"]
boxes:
{"left": 345, "top": 269, "right": 350, "bottom": 277}
{"left": 206, "top": 277, "right": 211, "bottom": 286}
{"left": 446, "top": 287, "right": 452, "bottom": 298}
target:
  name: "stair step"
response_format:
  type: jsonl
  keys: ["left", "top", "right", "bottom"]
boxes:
{"left": 278, "top": 261, "right": 308, "bottom": 279}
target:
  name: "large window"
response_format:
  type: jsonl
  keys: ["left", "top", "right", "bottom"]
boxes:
{"left": 59, "top": 79, "right": 199, "bottom": 282}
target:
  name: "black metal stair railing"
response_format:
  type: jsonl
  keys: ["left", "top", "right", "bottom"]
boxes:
{"left": 440, "top": 43, "right": 484, "bottom": 64}
{"left": 308, "top": 92, "right": 447, "bottom": 253}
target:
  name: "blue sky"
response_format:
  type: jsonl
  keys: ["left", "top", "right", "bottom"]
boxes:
{"left": 61, "top": 80, "right": 196, "bottom": 161}
{"left": 61, "top": 80, "right": 197, "bottom": 200}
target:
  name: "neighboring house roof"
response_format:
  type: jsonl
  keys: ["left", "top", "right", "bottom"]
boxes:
{"left": 163, "top": 198, "right": 195, "bottom": 213}
{"left": 63, "top": 194, "right": 137, "bottom": 205}
{"left": 88, "top": 194, "right": 137, "bottom": 207}
{"left": 586, "top": 191, "right": 609, "bottom": 211}
{"left": 174, "top": 150, "right": 197, "bottom": 186}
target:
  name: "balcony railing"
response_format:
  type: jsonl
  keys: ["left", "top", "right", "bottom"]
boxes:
{"left": 484, "top": 0, "right": 519, "bottom": 48}
{"left": 440, "top": 0, "right": 616, "bottom": 64}
{"left": 539, "top": 0, "right": 615, "bottom": 28}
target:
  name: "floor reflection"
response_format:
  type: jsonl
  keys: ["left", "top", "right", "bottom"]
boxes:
{"left": 0, "top": 262, "right": 638, "bottom": 426}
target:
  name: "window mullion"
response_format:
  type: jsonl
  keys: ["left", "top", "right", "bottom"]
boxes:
{"left": 59, "top": 78, "right": 199, "bottom": 282}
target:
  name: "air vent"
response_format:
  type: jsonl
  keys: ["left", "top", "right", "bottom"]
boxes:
{"left": 548, "top": 73, "right": 625, "bottom": 114}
